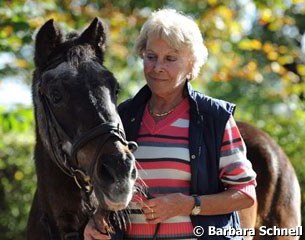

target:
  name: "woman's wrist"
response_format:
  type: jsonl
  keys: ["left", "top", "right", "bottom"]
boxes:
{"left": 179, "top": 193, "right": 195, "bottom": 215}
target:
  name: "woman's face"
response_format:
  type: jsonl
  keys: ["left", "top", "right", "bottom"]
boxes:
{"left": 143, "top": 37, "right": 192, "bottom": 99}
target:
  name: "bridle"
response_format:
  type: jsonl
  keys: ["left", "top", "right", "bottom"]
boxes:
{"left": 38, "top": 57, "right": 137, "bottom": 216}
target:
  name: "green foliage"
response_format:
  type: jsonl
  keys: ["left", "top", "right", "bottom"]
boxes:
{"left": 0, "top": 107, "right": 35, "bottom": 239}
{"left": 0, "top": 0, "right": 304, "bottom": 239}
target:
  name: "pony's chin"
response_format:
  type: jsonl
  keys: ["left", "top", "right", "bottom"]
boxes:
{"left": 103, "top": 195, "right": 129, "bottom": 211}
{"left": 92, "top": 182, "right": 134, "bottom": 211}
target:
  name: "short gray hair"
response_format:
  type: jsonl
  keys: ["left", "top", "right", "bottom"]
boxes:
{"left": 134, "top": 8, "right": 208, "bottom": 80}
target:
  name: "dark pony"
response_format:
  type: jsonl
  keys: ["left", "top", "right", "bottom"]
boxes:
{"left": 27, "top": 18, "right": 138, "bottom": 239}
{"left": 238, "top": 122, "right": 301, "bottom": 240}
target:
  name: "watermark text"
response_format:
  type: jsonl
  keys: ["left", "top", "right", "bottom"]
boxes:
{"left": 193, "top": 226, "right": 303, "bottom": 237}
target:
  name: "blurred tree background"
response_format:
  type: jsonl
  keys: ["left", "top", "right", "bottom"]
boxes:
{"left": 0, "top": 0, "right": 304, "bottom": 239}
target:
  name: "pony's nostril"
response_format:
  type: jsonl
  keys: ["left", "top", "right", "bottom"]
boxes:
{"left": 128, "top": 141, "right": 138, "bottom": 152}
{"left": 131, "top": 168, "right": 137, "bottom": 180}
{"left": 100, "top": 163, "right": 116, "bottom": 182}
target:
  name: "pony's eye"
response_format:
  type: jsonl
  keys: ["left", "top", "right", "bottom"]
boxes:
{"left": 115, "top": 85, "right": 121, "bottom": 95}
{"left": 50, "top": 89, "right": 62, "bottom": 103}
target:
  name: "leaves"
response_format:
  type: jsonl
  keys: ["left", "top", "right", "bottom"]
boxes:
{"left": 0, "top": 107, "right": 35, "bottom": 239}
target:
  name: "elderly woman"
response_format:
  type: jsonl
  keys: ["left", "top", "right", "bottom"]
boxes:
{"left": 85, "top": 8, "right": 256, "bottom": 240}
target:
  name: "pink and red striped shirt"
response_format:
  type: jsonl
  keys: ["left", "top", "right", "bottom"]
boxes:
{"left": 125, "top": 98, "right": 256, "bottom": 240}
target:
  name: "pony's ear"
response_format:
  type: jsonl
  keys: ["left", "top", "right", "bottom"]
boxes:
{"left": 34, "top": 19, "right": 63, "bottom": 69}
{"left": 79, "top": 17, "right": 107, "bottom": 54}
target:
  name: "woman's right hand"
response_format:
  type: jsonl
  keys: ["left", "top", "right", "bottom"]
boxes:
{"left": 84, "top": 218, "right": 111, "bottom": 240}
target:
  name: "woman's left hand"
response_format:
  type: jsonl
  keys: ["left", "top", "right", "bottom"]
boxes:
{"left": 138, "top": 193, "right": 193, "bottom": 224}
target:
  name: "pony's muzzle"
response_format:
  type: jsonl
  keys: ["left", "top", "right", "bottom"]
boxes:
{"left": 92, "top": 151, "right": 137, "bottom": 211}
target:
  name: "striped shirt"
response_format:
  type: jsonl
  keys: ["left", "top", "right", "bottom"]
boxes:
{"left": 125, "top": 98, "right": 256, "bottom": 239}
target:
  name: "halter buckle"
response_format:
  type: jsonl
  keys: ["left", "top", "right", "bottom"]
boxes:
{"left": 71, "top": 168, "right": 92, "bottom": 193}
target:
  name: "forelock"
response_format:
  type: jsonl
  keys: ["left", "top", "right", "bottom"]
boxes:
{"left": 67, "top": 45, "right": 97, "bottom": 68}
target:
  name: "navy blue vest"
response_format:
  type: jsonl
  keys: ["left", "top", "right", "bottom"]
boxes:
{"left": 114, "top": 82, "right": 242, "bottom": 239}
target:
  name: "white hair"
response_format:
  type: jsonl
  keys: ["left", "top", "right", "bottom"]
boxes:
{"left": 134, "top": 8, "right": 208, "bottom": 80}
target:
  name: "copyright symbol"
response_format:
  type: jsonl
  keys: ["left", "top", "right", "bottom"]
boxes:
{"left": 193, "top": 226, "right": 204, "bottom": 237}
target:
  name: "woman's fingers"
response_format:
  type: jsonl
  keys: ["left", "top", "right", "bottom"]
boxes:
{"left": 91, "top": 231, "right": 111, "bottom": 240}
{"left": 84, "top": 219, "right": 111, "bottom": 240}
{"left": 84, "top": 228, "right": 111, "bottom": 240}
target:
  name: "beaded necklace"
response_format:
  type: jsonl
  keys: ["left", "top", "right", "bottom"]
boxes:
{"left": 148, "top": 105, "right": 175, "bottom": 117}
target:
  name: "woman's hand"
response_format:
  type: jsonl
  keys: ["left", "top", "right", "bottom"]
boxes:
{"left": 138, "top": 193, "right": 193, "bottom": 224}
{"left": 84, "top": 218, "right": 111, "bottom": 240}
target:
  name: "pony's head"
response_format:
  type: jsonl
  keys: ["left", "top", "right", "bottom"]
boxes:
{"left": 33, "top": 18, "right": 137, "bottom": 212}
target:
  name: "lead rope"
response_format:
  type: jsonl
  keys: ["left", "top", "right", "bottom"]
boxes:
{"left": 152, "top": 220, "right": 160, "bottom": 240}
{"left": 145, "top": 190, "right": 160, "bottom": 240}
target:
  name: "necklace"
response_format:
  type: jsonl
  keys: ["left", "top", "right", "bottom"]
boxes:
{"left": 148, "top": 105, "right": 175, "bottom": 117}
